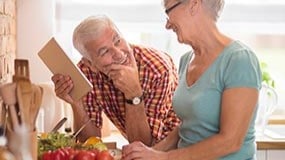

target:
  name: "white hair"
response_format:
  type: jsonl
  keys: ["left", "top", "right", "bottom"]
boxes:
{"left": 162, "top": 0, "right": 224, "bottom": 21}
{"left": 202, "top": 0, "right": 224, "bottom": 21}
{"left": 72, "top": 15, "right": 117, "bottom": 59}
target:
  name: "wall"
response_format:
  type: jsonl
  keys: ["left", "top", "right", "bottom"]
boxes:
{"left": 0, "top": 0, "right": 16, "bottom": 84}
{"left": 57, "top": 1, "right": 285, "bottom": 111}
{"left": 17, "top": 0, "right": 55, "bottom": 83}
{"left": 16, "top": 0, "right": 73, "bottom": 132}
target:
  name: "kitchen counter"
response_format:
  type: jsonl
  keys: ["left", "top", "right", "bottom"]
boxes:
{"left": 102, "top": 131, "right": 128, "bottom": 149}
{"left": 103, "top": 130, "right": 285, "bottom": 150}
{"left": 257, "top": 135, "right": 285, "bottom": 150}
{"left": 268, "top": 115, "right": 285, "bottom": 125}
{"left": 256, "top": 125, "right": 285, "bottom": 150}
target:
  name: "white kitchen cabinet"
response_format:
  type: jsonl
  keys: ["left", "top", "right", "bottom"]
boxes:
{"left": 267, "top": 150, "right": 285, "bottom": 160}
{"left": 257, "top": 150, "right": 266, "bottom": 160}
{"left": 256, "top": 125, "right": 285, "bottom": 159}
{"left": 257, "top": 150, "right": 285, "bottom": 160}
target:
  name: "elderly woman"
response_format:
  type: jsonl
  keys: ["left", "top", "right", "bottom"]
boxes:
{"left": 122, "top": 0, "right": 262, "bottom": 159}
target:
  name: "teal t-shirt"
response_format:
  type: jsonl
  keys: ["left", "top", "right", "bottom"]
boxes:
{"left": 173, "top": 41, "right": 262, "bottom": 159}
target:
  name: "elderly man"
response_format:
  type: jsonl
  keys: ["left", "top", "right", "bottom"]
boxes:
{"left": 52, "top": 15, "right": 180, "bottom": 146}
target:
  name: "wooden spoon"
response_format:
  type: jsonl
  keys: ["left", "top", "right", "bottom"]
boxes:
{"left": 30, "top": 85, "right": 43, "bottom": 130}
{"left": 0, "top": 83, "right": 20, "bottom": 130}
{"left": 16, "top": 80, "right": 32, "bottom": 130}
{"left": 13, "top": 59, "right": 33, "bottom": 130}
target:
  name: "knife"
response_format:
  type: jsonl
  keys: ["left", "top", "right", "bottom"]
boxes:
{"left": 51, "top": 117, "right": 67, "bottom": 132}
{"left": 72, "top": 119, "right": 91, "bottom": 138}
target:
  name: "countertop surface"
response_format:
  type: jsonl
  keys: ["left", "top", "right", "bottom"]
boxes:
{"left": 256, "top": 125, "right": 285, "bottom": 150}
{"left": 102, "top": 125, "right": 285, "bottom": 150}
{"left": 257, "top": 137, "right": 285, "bottom": 150}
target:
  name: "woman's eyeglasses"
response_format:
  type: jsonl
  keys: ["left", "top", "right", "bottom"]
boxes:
{"left": 165, "top": 1, "right": 182, "bottom": 15}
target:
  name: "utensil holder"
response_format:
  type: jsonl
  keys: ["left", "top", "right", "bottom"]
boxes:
{"left": 6, "top": 127, "right": 37, "bottom": 160}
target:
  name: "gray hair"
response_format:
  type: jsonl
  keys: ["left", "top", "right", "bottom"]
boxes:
{"left": 162, "top": 0, "right": 224, "bottom": 21}
{"left": 72, "top": 15, "right": 116, "bottom": 59}
{"left": 202, "top": 0, "right": 224, "bottom": 21}
{"left": 162, "top": 0, "right": 185, "bottom": 8}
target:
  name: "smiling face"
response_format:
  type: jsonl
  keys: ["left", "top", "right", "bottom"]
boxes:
{"left": 164, "top": 0, "right": 189, "bottom": 43}
{"left": 84, "top": 26, "right": 132, "bottom": 75}
{"left": 164, "top": 0, "right": 198, "bottom": 45}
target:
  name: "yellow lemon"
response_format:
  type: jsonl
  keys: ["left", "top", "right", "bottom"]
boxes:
{"left": 83, "top": 136, "right": 102, "bottom": 146}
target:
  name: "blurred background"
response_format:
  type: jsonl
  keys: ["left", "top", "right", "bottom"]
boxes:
{"left": 19, "top": 0, "right": 284, "bottom": 112}
{"left": 59, "top": 0, "right": 285, "bottom": 115}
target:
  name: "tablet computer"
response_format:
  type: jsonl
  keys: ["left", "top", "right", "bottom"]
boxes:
{"left": 38, "top": 37, "right": 92, "bottom": 100}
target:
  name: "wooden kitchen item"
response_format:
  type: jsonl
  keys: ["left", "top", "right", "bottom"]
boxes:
{"left": 0, "top": 98, "right": 5, "bottom": 131}
{"left": 13, "top": 59, "right": 33, "bottom": 129}
{"left": 0, "top": 84, "right": 17, "bottom": 108}
{"left": 29, "top": 85, "right": 43, "bottom": 130}
{"left": 13, "top": 60, "right": 30, "bottom": 80}
{"left": 16, "top": 81, "right": 32, "bottom": 127}
{"left": 38, "top": 37, "right": 92, "bottom": 100}
{"left": 0, "top": 59, "right": 44, "bottom": 160}
{"left": 11, "top": 59, "right": 44, "bottom": 131}
{"left": 6, "top": 127, "right": 37, "bottom": 160}
{"left": 0, "top": 83, "right": 20, "bottom": 130}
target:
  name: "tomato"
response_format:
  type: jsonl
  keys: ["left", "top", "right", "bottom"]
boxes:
{"left": 42, "top": 150, "right": 54, "bottom": 160}
{"left": 73, "top": 150, "right": 96, "bottom": 160}
{"left": 89, "top": 148, "right": 99, "bottom": 157}
{"left": 96, "top": 150, "right": 114, "bottom": 160}
{"left": 54, "top": 149, "right": 69, "bottom": 160}
{"left": 59, "top": 148, "right": 70, "bottom": 160}
{"left": 64, "top": 147, "right": 78, "bottom": 160}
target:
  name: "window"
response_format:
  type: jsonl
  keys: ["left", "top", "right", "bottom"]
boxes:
{"left": 56, "top": 0, "right": 285, "bottom": 113}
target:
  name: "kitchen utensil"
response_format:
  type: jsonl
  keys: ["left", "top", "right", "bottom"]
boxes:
{"left": 30, "top": 85, "right": 43, "bottom": 130}
{"left": 13, "top": 59, "right": 30, "bottom": 80}
{"left": 13, "top": 60, "right": 33, "bottom": 129}
{"left": 51, "top": 117, "right": 67, "bottom": 132}
{"left": 38, "top": 37, "right": 92, "bottom": 100}
{"left": 16, "top": 83, "right": 32, "bottom": 126}
{"left": 72, "top": 119, "right": 91, "bottom": 138}
{"left": 0, "top": 83, "right": 20, "bottom": 130}
{"left": 0, "top": 98, "right": 4, "bottom": 125}
{"left": 3, "top": 59, "right": 43, "bottom": 160}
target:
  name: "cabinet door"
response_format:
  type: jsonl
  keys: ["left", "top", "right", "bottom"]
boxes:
{"left": 267, "top": 150, "right": 285, "bottom": 160}
{"left": 257, "top": 150, "right": 267, "bottom": 160}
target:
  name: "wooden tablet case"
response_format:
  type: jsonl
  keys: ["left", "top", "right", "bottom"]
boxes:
{"left": 38, "top": 37, "right": 92, "bottom": 100}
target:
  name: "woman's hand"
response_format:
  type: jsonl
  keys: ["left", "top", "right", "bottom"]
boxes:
{"left": 122, "top": 141, "right": 169, "bottom": 160}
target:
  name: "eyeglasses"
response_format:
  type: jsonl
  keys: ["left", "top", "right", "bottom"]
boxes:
{"left": 165, "top": 1, "right": 183, "bottom": 15}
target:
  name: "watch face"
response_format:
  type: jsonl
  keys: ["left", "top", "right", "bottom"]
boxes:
{"left": 133, "top": 97, "right": 141, "bottom": 105}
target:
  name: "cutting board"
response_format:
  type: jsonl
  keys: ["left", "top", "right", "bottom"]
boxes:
{"left": 38, "top": 37, "right": 92, "bottom": 100}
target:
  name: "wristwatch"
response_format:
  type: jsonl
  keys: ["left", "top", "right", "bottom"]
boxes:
{"left": 125, "top": 95, "right": 143, "bottom": 105}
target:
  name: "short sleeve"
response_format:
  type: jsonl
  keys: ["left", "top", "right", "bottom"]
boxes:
{"left": 223, "top": 50, "right": 262, "bottom": 90}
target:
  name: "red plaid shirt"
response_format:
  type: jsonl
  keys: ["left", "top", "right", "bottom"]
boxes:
{"left": 78, "top": 44, "right": 180, "bottom": 143}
